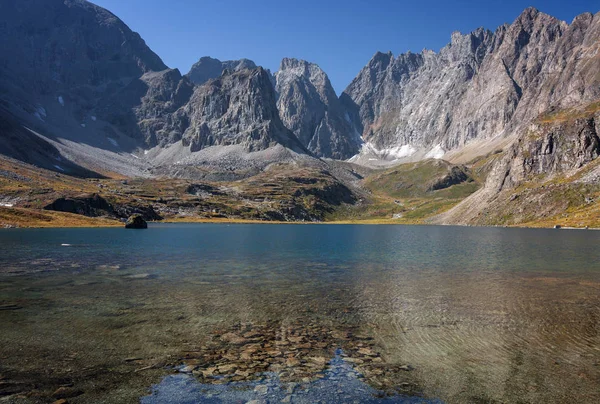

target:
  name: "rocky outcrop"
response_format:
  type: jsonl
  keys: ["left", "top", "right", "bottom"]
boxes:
{"left": 427, "top": 166, "right": 471, "bottom": 191}
{"left": 274, "top": 58, "right": 360, "bottom": 159}
{"left": 179, "top": 67, "right": 307, "bottom": 153}
{"left": 125, "top": 214, "right": 147, "bottom": 229}
{"left": 186, "top": 57, "right": 257, "bottom": 85}
{"left": 485, "top": 114, "right": 600, "bottom": 194}
{"left": 343, "top": 8, "right": 600, "bottom": 162}
{"left": 43, "top": 193, "right": 114, "bottom": 217}
{"left": 43, "top": 192, "right": 163, "bottom": 221}
{"left": 434, "top": 104, "right": 600, "bottom": 225}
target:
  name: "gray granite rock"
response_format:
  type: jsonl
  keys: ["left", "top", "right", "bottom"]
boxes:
{"left": 186, "top": 57, "right": 258, "bottom": 85}
{"left": 342, "top": 8, "right": 600, "bottom": 161}
{"left": 274, "top": 58, "right": 361, "bottom": 159}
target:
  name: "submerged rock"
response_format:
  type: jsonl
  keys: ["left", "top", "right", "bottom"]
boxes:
{"left": 125, "top": 214, "right": 148, "bottom": 229}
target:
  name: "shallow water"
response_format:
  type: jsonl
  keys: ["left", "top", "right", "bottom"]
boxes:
{"left": 143, "top": 350, "right": 442, "bottom": 404}
{"left": 0, "top": 224, "right": 599, "bottom": 403}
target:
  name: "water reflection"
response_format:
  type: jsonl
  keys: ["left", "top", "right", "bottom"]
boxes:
{"left": 0, "top": 224, "right": 599, "bottom": 403}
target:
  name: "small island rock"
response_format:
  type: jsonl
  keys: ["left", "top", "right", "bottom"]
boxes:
{"left": 125, "top": 214, "right": 148, "bottom": 229}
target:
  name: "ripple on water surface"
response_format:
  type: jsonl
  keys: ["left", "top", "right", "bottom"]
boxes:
{"left": 0, "top": 224, "right": 599, "bottom": 403}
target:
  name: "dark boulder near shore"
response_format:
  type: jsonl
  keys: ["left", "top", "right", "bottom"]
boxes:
{"left": 125, "top": 214, "right": 148, "bottom": 229}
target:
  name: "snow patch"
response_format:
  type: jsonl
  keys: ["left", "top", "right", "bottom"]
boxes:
{"left": 58, "top": 96, "right": 64, "bottom": 106}
{"left": 144, "top": 150, "right": 150, "bottom": 155}
{"left": 0, "top": 203, "right": 14, "bottom": 208}
{"left": 130, "top": 153, "right": 139, "bottom": 159}
{"left": 425, "top": 144, "right": 445, "bottom": 159}
{"left": 347, "top": 154, "right": 359, "bottom": 163}
{"left": 80, "top": 123, "right": 86, "bottom": 128}
{"left": 387, "top": 144, "right": 417, "bottom": 159}
{"left": 91, "top": 116, "right": 97, "bottom": 121}
{"left": 107, "top": 137, "right": 119, "bottom": 147}
{"left": 53, "top": 165, "right": 65, "bottom": 171}
{"left": 362, "top": 142, "right": 417, "bottom": 160}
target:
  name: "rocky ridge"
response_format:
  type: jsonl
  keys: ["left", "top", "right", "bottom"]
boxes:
{"left": 0, "top": 0, "right": 311, "bottom": 179}
{"left": 1, "top": 1, "right": 600, "bottom": 226}
{"left": 186, "top": 56, "right": 258, "bottom": 86}
{"left": 343, "top": 8, "right": 600, "bottom": 164}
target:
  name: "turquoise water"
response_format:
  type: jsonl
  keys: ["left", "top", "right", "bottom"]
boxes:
{"left": 1, "top": 224, "right": 599, "bottom": 403}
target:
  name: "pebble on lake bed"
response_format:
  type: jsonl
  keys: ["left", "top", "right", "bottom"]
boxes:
{"left": 172, "top": 320, "right": 418, "bottom": 395}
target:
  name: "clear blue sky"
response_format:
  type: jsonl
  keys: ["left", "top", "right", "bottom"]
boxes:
{"left": 91, "top": 0, "right": 599, "bottom": 94}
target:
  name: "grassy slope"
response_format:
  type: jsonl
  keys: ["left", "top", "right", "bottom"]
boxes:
{"left": 2, "top": 100, "right": 599, "bottom": 228}
{"left": 0, "top": 157, "right": 119, "bottom": 227}
{"left": 327, "top": 159, "right": 482, "bottom": 224}
{"left": 466, "top": 102, "right": 600, "bottom": 228}
{"left": 0, "top": 207, "right": 120, "bottom": 228}
{"left": 476, "top": 158, "right": 600, "bottom": 229}
{"left": 0, "top": 156, "right": 356, "bottom": 227}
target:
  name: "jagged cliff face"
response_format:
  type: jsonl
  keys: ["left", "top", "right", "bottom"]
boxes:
{"left": 0, "top": 0, "right": 167, "bottom": 97}
{"left": 0, "top": 0, "right": 307, "bottom": 173}
{"left": 274, "top": 58, "right": 360, "bottom": 159}
{"left": 343, "top": 8, "right": 600, "bottom": 162}
{"left": 488, "top": 116, "right": 600, "bottom": 194}
{"left": 181, "top": 67, "right": 306, "bottom": 153}
{"left": 111, "top": 66, "right": 305, "bottom": 153}
{"left": 0, "top": 0, "right": 168, "bottom": 129}
{"left": 186, "top": 57, "right": 258, "bottom": 85}
{"left": 1, "top": 1, "right": 599, "bottom": 181}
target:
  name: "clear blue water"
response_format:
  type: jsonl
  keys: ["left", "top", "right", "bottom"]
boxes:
{"left": 0, "top": 224, "right": 599, "bottom": 403}
{"left": 2, "top": 223, "right": 600, "bottom": 274}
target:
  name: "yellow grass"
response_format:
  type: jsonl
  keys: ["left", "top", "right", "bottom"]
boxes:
{"left": 0, "top": 207, "right": 120, "bottom": 228}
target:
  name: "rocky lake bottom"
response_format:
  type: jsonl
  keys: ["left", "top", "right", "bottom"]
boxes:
{"left": 0, "top": 224, "right": 599, "bottom": 403}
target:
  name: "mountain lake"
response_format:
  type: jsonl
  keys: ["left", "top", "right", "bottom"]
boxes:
{"left": 0, "top": 224, "right": 599, "bottom": 403}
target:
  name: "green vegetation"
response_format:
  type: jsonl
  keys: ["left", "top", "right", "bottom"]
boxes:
{"left": 536, "top": 101, "right": 600, "bottom": 124}
{"left": 328, "top": 159, "right": 482, "bottom": 224}
{"left": 0, "top": 157, "right": 355, "bottom": 227}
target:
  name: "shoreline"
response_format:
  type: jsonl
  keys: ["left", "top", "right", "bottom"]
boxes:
{"left": 1, "top": 207, "right": 598, "bottom": 230}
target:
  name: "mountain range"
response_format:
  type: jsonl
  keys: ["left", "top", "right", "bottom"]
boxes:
{"left": 0, "top": 0, "right": 599, "bottom": 227}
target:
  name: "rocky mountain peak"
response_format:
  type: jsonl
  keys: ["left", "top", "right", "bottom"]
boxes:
{"left": 1, "top": 1, "right": 599, "bottom": 178}
{"left": 442, "top": 28, "right": 494, "bottom": 64}
{"left": 517, "top": 6, "right": 541, "bottom": 22}
{"left": 181, "top": 66, "right": 306, "bottom": 154}
{"left": 342, "top": 8, "right": 600, "bottom": 165}
{"left": 279, "top": 57, "right": 311, "bottom": 71}
{"left": 276, "top": 58, "right": 332, "bottom": 94}
{"left": 368, "top": 51, "right": 394, "bottom": 70}
{"left": 510, "top": 6, "right": 565, "bottom": 39}
{"left": 0, "top": 0, "right": 167, "bottom": 97}
{"left": 274, "top": 58, "right": 360, "bottom": 159}
{"left": 0, "top": 0, "right": 313, "bottom": 176}
{"left": 186, "top": 57, "right": 258, "bottom": 85}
